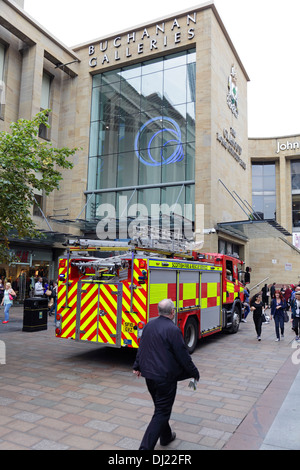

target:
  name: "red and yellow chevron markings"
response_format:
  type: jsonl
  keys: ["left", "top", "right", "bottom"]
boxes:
{"left": 79, "top": 283, "right": 99, "bottom": 342}
{"left": 98, "top": 284, "right": 118, "bottom": 346}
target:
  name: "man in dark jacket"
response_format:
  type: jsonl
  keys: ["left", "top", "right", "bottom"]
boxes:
{"left": 133, "top": 299, "right": 200, "bottom": 450}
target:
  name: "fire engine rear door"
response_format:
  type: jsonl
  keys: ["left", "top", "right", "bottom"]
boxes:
{"left": 77, "top": 281, "right": 122, "bottom": 347}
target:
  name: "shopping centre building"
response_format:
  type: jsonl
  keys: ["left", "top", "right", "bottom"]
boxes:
{"left": 1, "top": 0, "right": 300, "bottom": 298}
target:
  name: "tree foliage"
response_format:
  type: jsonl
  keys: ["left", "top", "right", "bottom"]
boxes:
{"left": 0, "top": 110, "right": 76, "bottom": 263}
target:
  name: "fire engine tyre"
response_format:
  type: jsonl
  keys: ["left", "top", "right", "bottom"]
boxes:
{"left": 184, "top": 317, "right": 198, "bottom": 354}
{"left": 227, "top": 307, "right": 240, "bottom": 334}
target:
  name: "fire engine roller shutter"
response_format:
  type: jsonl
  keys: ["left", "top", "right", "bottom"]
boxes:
{"left": 149, "top": 269, "right": 177, "bottom": 318}
{"left": 178, "top": 271, "right": 200, "bottom": 309}
{"left": 200, "top": 272, "right": 222, "bottom": 334}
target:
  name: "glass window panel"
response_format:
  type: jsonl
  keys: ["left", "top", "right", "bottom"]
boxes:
{"left": 291, "top": 161, "right": 300, "bottom": 190}
{"left": 161, "top": 143, "right": 185, "bottom": 183}
{"left": 141, "top": 70, "right": 163, "bottom": 111}
{"left": 187, "top": 62, "right": 196, "bottom": 103}
{"left": 136, "top": 113, "right": 163, "bottom": 153}
{"left": 96, "top": 154, "right": 118, "bottom": 189}
{"left": 117, "top": 151, "right": 138, "bottom": 187}
{"left": 186, "top": 103, "right": 196, "bottom": 142}
{"left": 252, "top": 174, "right": 263, "bottom": 192}
{"left": 121, "top": 76, "right": 141, "bottom": 101}
{"left": 87, "top": 157, "right": 101, "bottom": 192}
{"left": 164, "top": 52, "right": 187, "bottom": 69}
{"left": 118, "top": 113, "right": 141, "bottom": 153}
{"left": 137, "top": 188, "right": 161, "bottom": 216}
{"left": 164, "top": 66, "right": 187, "bottom": 107}
{"left": 41, "top": 73, "right": 51, "bottom": 110}
{"left": 89, "top": 121, "right": 100, "bottom": 157}
{"left": 142, "top": 57, "right": 163, "bottom": 75}
{"left": 138, "top": 157, "right": 162, "bottom": 185}
{"left": 121, "top": 63, "right": 141, "bottom": 80}
{"left": 252, "top": 195, "right": 264, "bottom": 214}
{"left": 263, "top": 175, "right": 276, "bottom": 192}
{"left": 99, "top": 118, "right": 120, "bottom": 156}
{"left": 187, "top": 49, "right": 196, "bottom": 63}
{"left": 163, "top": 105, "right": 187, "bottom": 145}
{"left": 185, "top": 143, "right": 195, "bottom": 181}
{"left": 264, "top": 196, "right": 276, "bottom": 219}
{"left": 102, "top": 69, "right": 121, "bottom": 85}
{"left": 292, "top": 194, "right": 300, "bottom": 227}
{"left": 91, "top": 87, "right": 101, "bottom": 122}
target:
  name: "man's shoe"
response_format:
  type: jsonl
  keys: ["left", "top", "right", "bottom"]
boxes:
{"left": 160, "top": 432, "right": 176, "bottom": 446}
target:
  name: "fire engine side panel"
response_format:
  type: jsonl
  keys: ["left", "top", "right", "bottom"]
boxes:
{"left": 149, "top": 269, "right": 177, "bottom": 318}
{"left": 200, "top": 272, "right": 222, "bottom": 335}
{"left": 178, "top": 271, "right": 200, "bottom": 309}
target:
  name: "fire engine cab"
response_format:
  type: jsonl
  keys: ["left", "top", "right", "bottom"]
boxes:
{"left": 55, "top": 238, "right": 248, "bottom": 353}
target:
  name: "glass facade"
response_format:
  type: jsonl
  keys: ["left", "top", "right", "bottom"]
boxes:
{"left": 87, "top": 49, "right": 196, "bottom": 224}
{"left": 291, "top": 161, "right": 300, "bottom": 228}
{"left": 252, "top": 163, "right": 276, "bottom": 220}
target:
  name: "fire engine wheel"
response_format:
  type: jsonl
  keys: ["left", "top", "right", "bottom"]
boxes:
{"left": 184, "top": 317, "right": 198, "bottom": 354}
{"left": 227, "top": 308, "right": 240, "bottom": 334}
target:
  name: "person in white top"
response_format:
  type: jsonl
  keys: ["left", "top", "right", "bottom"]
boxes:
{"left": 291, "top": 291, "right": 300, "bottom": 341}
{"left": 0, "top": 282, "right": 16, "bottom": 324}
{"left": 34, "top": 277, "right": 44, "bottom": 297}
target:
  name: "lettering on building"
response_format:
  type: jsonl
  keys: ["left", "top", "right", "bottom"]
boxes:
{"left": 88, "top": 13, "right": 196, "bottom": 68}
{"left": 276, "top": 140, "right": 300, "bottom": 154}
{"left": 216, "top": 127, "right": 246, "bottom": 170}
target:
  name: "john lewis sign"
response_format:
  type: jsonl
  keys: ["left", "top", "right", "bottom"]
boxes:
{"left": 276, "top": 140, "right": 300, "bottom": 154}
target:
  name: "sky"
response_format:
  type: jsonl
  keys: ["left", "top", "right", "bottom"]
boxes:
{"left": 23, "top": 0, "right": 300, "bottom": 138}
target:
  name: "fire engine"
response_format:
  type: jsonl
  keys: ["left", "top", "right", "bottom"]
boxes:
{"left": 55, "top": 237, "right": 248, "bottom": 353}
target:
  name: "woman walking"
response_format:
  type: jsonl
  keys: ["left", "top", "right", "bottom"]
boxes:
{"left": 271, "top": 290, "right": 286, "bottom": 341}
{"left": 0, "top": 282, "right": 16, "bottom": 324}
{"left": 250, "top": 293, "right": 264, "bottom": 341}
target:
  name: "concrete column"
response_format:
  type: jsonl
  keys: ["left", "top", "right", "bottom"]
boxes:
{"left": 18, "top": 44, "right": 44, "bottom": 119}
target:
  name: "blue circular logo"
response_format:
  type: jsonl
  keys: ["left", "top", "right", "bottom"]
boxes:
{"left": 134, "top": 117, "right": 184, "bottom": 167}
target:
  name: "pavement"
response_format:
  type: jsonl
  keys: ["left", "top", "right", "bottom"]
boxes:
{"left": 0, "top": 305, "right": 299, "bottom": 451}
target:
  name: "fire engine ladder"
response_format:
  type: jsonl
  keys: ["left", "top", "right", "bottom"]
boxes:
{"left": 65, "top": 236, "right": 204, "bottom": 309}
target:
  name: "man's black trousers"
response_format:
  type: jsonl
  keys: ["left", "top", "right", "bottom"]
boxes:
{"left": 139, "top": 378, "right": 177, "bottom": 450}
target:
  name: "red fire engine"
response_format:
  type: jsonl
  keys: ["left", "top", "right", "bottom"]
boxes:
{"left": 55, "top": 239, "right": 247, "bottom": 353}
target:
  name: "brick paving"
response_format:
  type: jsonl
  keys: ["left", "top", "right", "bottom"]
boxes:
{"left": 0, "top": 306, "right": 298, "bottom": 450}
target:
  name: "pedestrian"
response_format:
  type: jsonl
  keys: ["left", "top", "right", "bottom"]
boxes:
{"left": 261, "top": 284, "right": 269, "bottom": 308}
{"left": 291, "top": 291, "right": 300, "bottom": 341}
{"left": 270, "top": 282, "right": 276, "bottom": 300}
{"left": 250, "top": 293, "right": 264, "bottom": 341}
{"left": 271, "top": 290, "right": 286, "bottom": 341}
{"left": 49, "top": 281, "right": 58, "bottom": 317}
{"left": 0, "top": 282, "right": 16, "bottom": 324}
{"left": 242, "top": 287, "right": 250, "bottom": 322}
{"left": 34, "top": 277, "right": 44, "bottom": 297}
{"left": 133, "top": 299, "right": 200, "bottom": 450}
{"left": 0, "top": 279, "right": 4, "bottom": 306}
{"left": 283, "top": 284, "right": 292, "bottom": 311}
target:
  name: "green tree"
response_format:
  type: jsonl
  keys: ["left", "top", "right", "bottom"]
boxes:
{"left": 0, "top": 110, "right": 76, "bottom": 263}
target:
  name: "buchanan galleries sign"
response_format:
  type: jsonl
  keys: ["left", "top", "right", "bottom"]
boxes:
{"left": 88, "top": 12, "right": 197, "bottom": 68}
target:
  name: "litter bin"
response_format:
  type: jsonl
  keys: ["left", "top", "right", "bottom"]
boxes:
{"left": 23, "top": 298, "right": 48, "bottom": 332}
